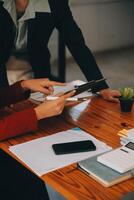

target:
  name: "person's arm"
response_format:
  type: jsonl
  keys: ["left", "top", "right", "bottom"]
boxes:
{"left": 0, "top": 81, "right": 30, "bottom": 108}
{"left": 0, "top": 86, "right": 75, "bottom": 141}
{"left": 48, "top": 0, "right": 121, "bottom": 102}
{"left": 0, "top": 79, "right": 66, "bottom": 108}
{"left": 48, "top": 0, "right": 108, "bottom": 92}
{"left": 0, "top": 108, "right": 38, "bottom": 141}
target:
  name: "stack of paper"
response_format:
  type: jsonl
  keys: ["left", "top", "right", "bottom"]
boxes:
{"left": 118, "top": 128, "right": 134, "bottom": 145}
{"left": 78, "top": 154, "right": 132, "bottom": 187}
{"left": 30, "top": 80, "right": 92, "bottom": 102}
{"left": 9, "top": 128, "right": 111, "bottom": 176}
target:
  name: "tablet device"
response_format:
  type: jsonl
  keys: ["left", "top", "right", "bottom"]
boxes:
{"left": 52, "top": 140, "right": 96, "bottom": 155}
{"left": 64, "top": 80, "right": 94, "bottom": 96}
{"left": 64, "top": 78, "right": 106, "bottom": 96}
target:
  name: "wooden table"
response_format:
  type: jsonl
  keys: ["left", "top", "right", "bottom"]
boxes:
{"left": 1, "top": 96, "right": 134, "bottom": 200}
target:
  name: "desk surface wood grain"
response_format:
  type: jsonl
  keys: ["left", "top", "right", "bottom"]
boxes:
{"left": 0, "top": 96, "right": 134, "bottom": 200}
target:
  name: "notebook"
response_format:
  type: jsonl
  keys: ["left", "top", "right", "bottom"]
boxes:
{"left": 78, "top": 153, "right": 133, "bottom": 187}
{"left": 97, "top": 142, "right": 134, "bottom": 173}
{"left": 119, "top": 128, "right": 134, "bottom": 145}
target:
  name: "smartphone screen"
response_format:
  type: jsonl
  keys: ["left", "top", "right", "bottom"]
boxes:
{"left": 52, "top": 140, "right": 96, "bottom": 155}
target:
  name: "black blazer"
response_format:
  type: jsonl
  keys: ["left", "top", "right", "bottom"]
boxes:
{"left": 0, "top": 0, "right": 108, "bottom": 91}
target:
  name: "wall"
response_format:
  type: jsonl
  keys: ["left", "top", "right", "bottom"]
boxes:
{"left": 49, "top": 0, "right": 134, "bottom": 60}
{"left": 70, "top": 0, "right": 134, "bottom": 52}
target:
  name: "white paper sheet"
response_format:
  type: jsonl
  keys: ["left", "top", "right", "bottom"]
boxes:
{"left": 128, "top": 128, "right": 134, "bottom": 140}
{"left": 120, "top": 128, "right": 134, "bottom": 145}
{"left": 30, "top": 80, "right": 92, "bottom": 102}
{"left": 9, "top": 128, "right": 111, "bottom": 176}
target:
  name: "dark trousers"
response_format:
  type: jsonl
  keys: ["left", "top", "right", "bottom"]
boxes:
{"left": 0, "top": 149, "right": 49, "bottom": 200}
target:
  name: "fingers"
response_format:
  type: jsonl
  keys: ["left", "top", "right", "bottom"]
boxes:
{"left": 42, "top": 79, "right": 66, "bottom": 87}
{"left": 100, "top": 88, "right": 121, "bottom": 103}
{"left": 38, "top": 87, "right": 53, "bottom": 95}
{"left": 53, "top": 90, "right": 76, "bottom": 99}
{"left": 48, "top": 86, "right": 54, "bottom": 93}
{"left": 55, "top": 92, "right": 64, "bottom": 97}
{"left": 62, "top": 90, "right": 76, "bottom": 99}
{"left": 40, "top": 80, "right": 66, "bottom": 94}
{"left": 53, "top": 90, "right": 75, "bottom": 106}
{"left": 56, "top": 90, "right": 76, "bottom": 104}
{"left": 108, "top": 90, "right": 120, "bottom": 102}
{"left": 57, "top": 91, "right": 76, "bottom": 113}
{"left": 48, "top": 81, "right": 66, "bottom": 86}
{"left": 108, "top": 97, "right": 119, "bottom": 103}
{"left": 103, "top": 92, "right": 120, "bottom": 102}
{"left": 112, "top": 90, "right": 121, "bottom": 97}
{"left": 35, "top": 90, "right": 75, "bottom": 120}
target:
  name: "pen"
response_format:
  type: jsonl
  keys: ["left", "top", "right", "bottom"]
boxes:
{"left": 46, "top": 96, "right": 91, "bottom": 101}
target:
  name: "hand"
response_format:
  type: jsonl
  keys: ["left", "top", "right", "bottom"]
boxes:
{"left": 21, "top": 78, "right": 66, "bottom": 95}
{"left": 34, "top": 90, "right": 75, "bottom": 120}
{"left": 100, "top": 88, "right": 121, "bottom": 102}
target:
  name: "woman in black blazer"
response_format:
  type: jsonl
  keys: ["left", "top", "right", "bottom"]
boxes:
{"left": 0, "top": 0, "right": 120, "bottom": 101}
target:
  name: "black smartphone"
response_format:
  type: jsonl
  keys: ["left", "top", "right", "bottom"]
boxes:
{"left": 52, "top": 140, "right": 96, "bottom": 155}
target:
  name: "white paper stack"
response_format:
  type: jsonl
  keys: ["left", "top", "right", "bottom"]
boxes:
{"left": 119, "top": 128, "right": 134, "bottom": 145}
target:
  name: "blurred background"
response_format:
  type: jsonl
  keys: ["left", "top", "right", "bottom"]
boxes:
{"left": 48, "top": 0, "right": 134, "bottom": 89}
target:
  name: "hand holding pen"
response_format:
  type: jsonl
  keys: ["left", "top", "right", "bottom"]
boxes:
{"left": 46, "top": 78, "right": 106, "bottom": 102}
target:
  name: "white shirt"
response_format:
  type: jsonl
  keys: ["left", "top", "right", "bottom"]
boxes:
{"left": 2, "top": 0, "right": 50, "bottom": 84}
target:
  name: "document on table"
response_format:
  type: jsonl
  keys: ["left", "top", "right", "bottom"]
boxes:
{"left": 30, "top": 80, "right": 92, "bottom": 102}
{"left": 119, "top": 128, "right": 134, "bottom": 145}
{"left": 9, "top": 128, "right": 111, "bottom": 176}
